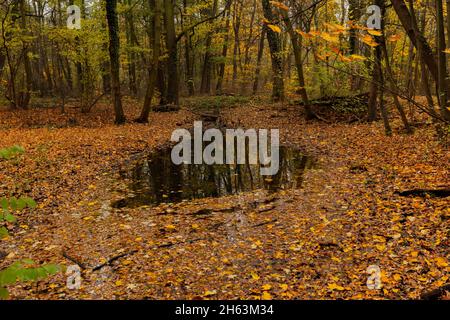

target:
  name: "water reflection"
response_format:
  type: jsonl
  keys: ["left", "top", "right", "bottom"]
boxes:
{"left": 113, "top": 145, "right": 314, "bottom": 208}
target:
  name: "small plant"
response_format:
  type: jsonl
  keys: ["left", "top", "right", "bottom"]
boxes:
{"left": 0, "top": 196, "right": 36, "bottom": 238}
{"left": 0, "top": 145, "right": 25, "bottom": 160}
{"left": 0, "top": 260, "right": 60, "bottom": 299}
{"left": 0, "top": 147, "right": 61, "bottom": 299}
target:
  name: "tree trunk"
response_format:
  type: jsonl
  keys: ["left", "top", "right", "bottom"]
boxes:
{"left": 125, "top": 0, "right": 138, "bottom": 96}
{"left": 252, "top": 28, "right": 265, "bottom": 95}
{"left": 216, "top": 1, "right": 232, "bottom": 94}
{"left": 281, "top": 9, "right": 314, "bottom": 119}
{"left": 106, "top": 0, "right": 126, "bottom": 124}
{"left": 200, "top": 0, "right": 218, "bottom": 94}
{"left": 390, "top": 0, "right": 438, "bottom": 82}
{"left": 261, "top": 0, "right": 284, "bottom": 101}
{"left": 164, "top": 0, "right": 179, "bottom": 105}
{"left": 436, "top": 0, "right": 450, "bottom": 120}
{"left": 137, "top": 0, "right": 162, "bottom": 123}
{"left": 182, "top": 0, "right": 195, "bottom": 96}
{"left": 19, "top": 0, "right": 32, "bottom": 109}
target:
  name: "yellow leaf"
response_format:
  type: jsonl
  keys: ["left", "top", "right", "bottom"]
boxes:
{"left": 349, "top": 54, "right": 367, "bottom": 61}
{"left": 115, "top": 280, "right": 123, "bottom": 286}
{"left": 324, "top": 23, "right": 347, "bottom": 32}
{"left": 269, "top": 1, "right": 289, "bottom": 11}
{"left": 320, "top": 32, "right": 339, "bottom": 43}
{"left": 267, "top": 24, "right": 281, "bottom": 33}
{"left": 388, "top": 34, "right": 401, "bottom": 42}
{"left": 339, "top": 54, "right": 352, "bottom": 62}
{"left": 251, "top": 272, "right": 260, "bottom": 280}
{"left": 328, "top": 283, "right": 345, "bottom": 291}
{"left": 361, "top": 35, "right": 379, "bottom": 47}
{"left": 436, "top": 257, "right": 448, "bottom": 267}
{"left": 279, "top": 283, "right": 288, "bottom": 291}
{"left": 203, "top": 290, "right": 217, "bottom": 297}
{"left": 331, "top": 256, "right": 341, "bottom": 263}
{"left": 296, "top": 29, "right": 312, "bottom": 38}
{"left": 261, "top": 291, "right": 272, "bottom": 300}
{"left": 367, "top": 29, "right": 382, "bottom": 36}
{"left": 262, "top": 284, "right": 272, "bottom": 291}
{"left": 393, "top": 274, "right": 402, "bottom": 282}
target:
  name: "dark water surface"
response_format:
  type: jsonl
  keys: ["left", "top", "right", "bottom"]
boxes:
{"left": 113, "top": 144, "right": 315, "bottom": 208}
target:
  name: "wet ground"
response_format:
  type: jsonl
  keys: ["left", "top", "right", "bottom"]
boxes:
{"left": 113, "top": 143, "right": 315, "bottom": 208}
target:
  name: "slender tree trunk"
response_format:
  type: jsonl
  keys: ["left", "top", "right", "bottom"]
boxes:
{"left": 231, "top": 0, "right": 242, "bottom": 91}
{"left": 436, "top": 0, "right": 450, "bottom": 120}
{"left": 376, "top": 0, "right": 392, "bottom": 134}
{"left": 19, "top": 0, "right": 32, "bottom": 109}
{"left": 164, "top": 0, "right": 179, "bottom": 105}
{"left": 261, "top": 0, "right": 284, "bottom": 101}
{"left": 137, "top": 0, "right": 162, "bottom": 123}
{"left": 391, "top": 0, "right": 438, "bottom": 82}
{"left": 106, "top": 0, "right": 126, "bottom": 124}
{"left": 182, "top": 0, "right": 195, "bottom": 96}
{"left": 281, "top": 9, "right": 314, "bottom": 119}
{"left": 378, "top": 11, "right": 412, "bottom": 132}
{"left": 252, "top": 28, "right": 265, "bottom": 95}
{"left": 216, "top": 1, "right": 232, "bottom": 94}
{"left": 125, "top": 0, "right": 138, "bottom": 96}
{"left": 200, "top": 0, "right": 218, "bottom": 94}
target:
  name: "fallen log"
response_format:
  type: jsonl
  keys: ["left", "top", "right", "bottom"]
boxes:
{"left": 297, "top": 93, "right": 369, "bottom": 123}
{"left": 92, "top": 250, "right": 138, "bottom": 271}
{"left": 395, "top": 189, "right": 450, "bottom": 198}
{"left": 298, "top": 93, "right": 369, "bottom": 108}
{"left": 152, "top": 104, "right": 181, "bottom": 112}
{"left": 421, "top": 284, "right": 450, "bottom": 300}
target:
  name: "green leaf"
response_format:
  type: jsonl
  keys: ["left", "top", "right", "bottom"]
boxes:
{"left": 0, "top": 287, "right": 9, "bottom": 300}
{"left": 4, "top": 213, "right": 16, "bottom": 223}
{"left": 17, "top": 268, "right": 39, "bottom": 281}
{"left": 9, "top": 197, "right": 17, "bottom": 211}
{"left": 23, "top": 197, "right": 37, "bottom": 209}
{"left": 16, "top": 198, "right": 27, "bottom": 210}
{"left": 21, "top": 259, "right": 35, "bottom": 265}
{"left": 0, "top": 198, "right": 8, "bottom": 210}
{"left": 0, "top": 227, "right": 8, "bottom": 238}
{"left": 42, "top": 264, "right": 60, "bottom": 275}
{"left": 0, "top": 268, "right": 18, "bottom": 286}
{"left": 0, "top": 145, "right": 24, "bottom": 160}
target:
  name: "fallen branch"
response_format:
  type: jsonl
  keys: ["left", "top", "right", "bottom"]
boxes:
{"left": 92, "top": 250, "right": 138, "bottom": 271}
{"left": 156, "top": 238, "right": 206, "bottom": 248}
{"left": 251, "top": 219, "right": 278, "bottom": 228}
{"left": 421, "top": 284, "right": 450, "bottom": 300}
{"left": 396, "top": 189, "right": 450, "bottom": 198}
{"left": 62, "top": 251, "right": 88, "bottom": 270}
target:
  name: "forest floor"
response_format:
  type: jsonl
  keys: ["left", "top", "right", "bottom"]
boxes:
{"left": 0, "top": 96, "right": 448, "bottom": 300}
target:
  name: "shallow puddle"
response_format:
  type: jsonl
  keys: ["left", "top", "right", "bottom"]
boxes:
{"left": 113, "top": 144, "right": 315, "bottom": 208}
